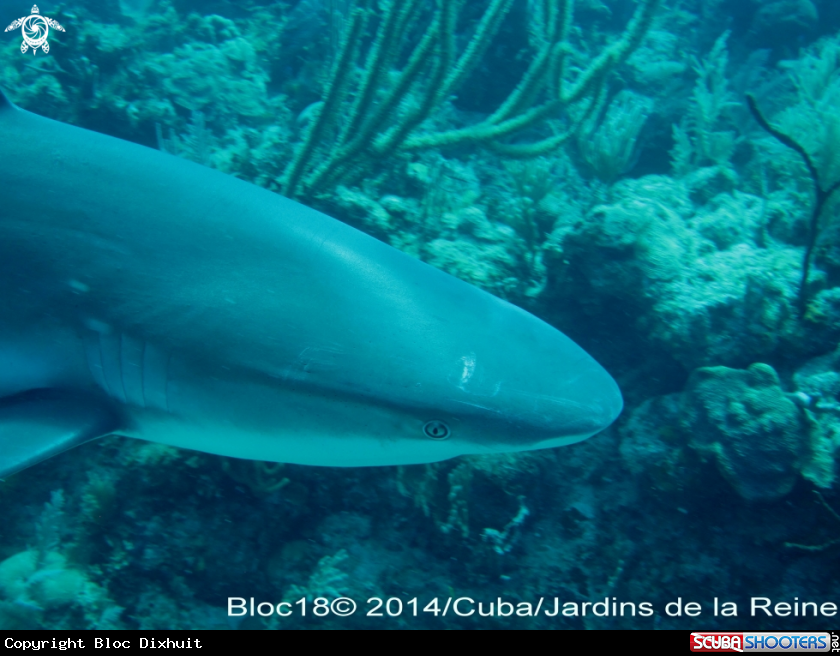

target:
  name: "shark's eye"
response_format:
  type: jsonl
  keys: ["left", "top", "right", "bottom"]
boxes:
{"left": 423, "top": 420, "right": 450, "bottom": 440}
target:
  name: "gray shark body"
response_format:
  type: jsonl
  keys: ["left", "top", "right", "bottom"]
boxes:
{"left": 0, "top": 89, "right": 622, "bottom": 475}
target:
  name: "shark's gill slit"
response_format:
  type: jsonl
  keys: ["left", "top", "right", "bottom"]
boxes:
{"left": 98, "top": 333, "right": 128, "bottom": 404}
{"left": 141, "top": 343, "right": 169, "bottom": 412}
{"left": 114, "top": 333, "right": 130, "bottom": 403}
{"left": 120, "top": 334, "right": 147, "bottom": 408}
{"left": 139, "top": 339, "right": 147, "bottom": 408}
{"left": 164, "top": 352, "right": 171, "bottom": 414}
{"left": 83, "top": 332, "right": 106, "bottom": 391}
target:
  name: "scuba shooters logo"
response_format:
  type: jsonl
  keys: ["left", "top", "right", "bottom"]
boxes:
{"left": 4, "top": 4, "right": 65, "bottom": 55}
{"left": 690, "top": 632, "right": 836, "bottom": 652}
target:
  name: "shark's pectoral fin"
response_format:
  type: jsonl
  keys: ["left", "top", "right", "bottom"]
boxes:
{"left": 0, "top": 389, "right": 122, "bottom": 478}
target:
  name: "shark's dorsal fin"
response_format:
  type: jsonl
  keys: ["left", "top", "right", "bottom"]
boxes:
{"left": 0, "top": 389, "right": 122, "bottom": 478}
{"left": 0, "top": 88, "right": 13, "bottom": 112}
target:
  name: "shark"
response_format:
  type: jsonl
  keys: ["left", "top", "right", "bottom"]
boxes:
{"left": 0, "top": 88, "right": 622, "bottom": 476}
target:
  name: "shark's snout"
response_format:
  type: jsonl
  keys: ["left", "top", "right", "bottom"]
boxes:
{"left": 437, "top": 301, "right": 623, "bottom": 451}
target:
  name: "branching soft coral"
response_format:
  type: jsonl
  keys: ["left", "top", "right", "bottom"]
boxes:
{"left": 747, "top": 36, "right": 840, "bottom": 314}
{"left": 282, "top": 0, "right": 660, "bottom": 199}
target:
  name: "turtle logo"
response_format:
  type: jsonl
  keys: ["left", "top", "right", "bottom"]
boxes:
{"left": 5, "top": 5, "right": 65, "bottom": 55}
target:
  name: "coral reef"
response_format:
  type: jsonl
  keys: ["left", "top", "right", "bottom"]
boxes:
{"left": 679, "top": 363, "right": 808, "bottom": 501}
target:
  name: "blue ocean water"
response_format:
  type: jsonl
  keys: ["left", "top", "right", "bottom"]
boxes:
{"left": 0, "top": 0, "right": 839, "bottom": 630}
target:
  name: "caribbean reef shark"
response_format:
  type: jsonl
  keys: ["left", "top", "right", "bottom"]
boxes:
{"left": 0, "top": 88, "right": 622, "bottom": 475}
